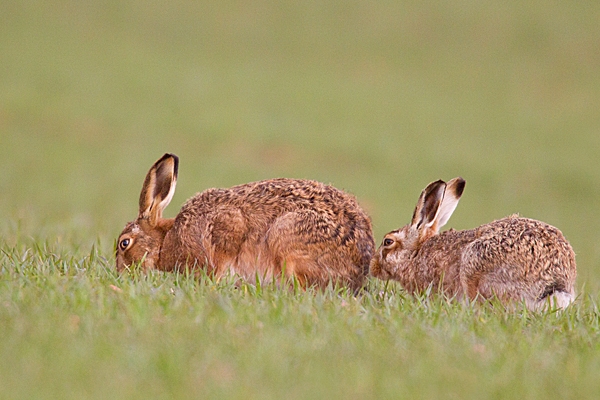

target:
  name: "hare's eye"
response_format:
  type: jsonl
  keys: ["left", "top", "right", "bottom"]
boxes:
{"left": 119, "top": 238, "right": 131, "bottom": 251}
{"left": 383, "top": 238, "right": 394, "bottom": 247}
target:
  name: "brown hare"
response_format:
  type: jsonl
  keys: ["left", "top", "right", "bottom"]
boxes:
{"left": 116, "top": 153, "right": 375, "bottom": 291}
{"left": 370, "top": 177, "right": 577, "bottom": 310}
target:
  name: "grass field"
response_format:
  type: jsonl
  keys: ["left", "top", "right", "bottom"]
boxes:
{"left": 1, "top": 1, "right": 600, "bottom": 398}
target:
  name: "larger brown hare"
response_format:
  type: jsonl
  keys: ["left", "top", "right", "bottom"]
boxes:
{"left": 116, "top": 154, "right": 375, "bottom": 291}
{"left": 370, "top": 177, "right": 576, "bottom": 310}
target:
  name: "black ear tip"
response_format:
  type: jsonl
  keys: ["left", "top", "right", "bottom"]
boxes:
{"left": 426, "top": 179, "right": 447, "bottom": 194}
{"left": 455, "top": 178, "right": 466, "bottom": 197}
{"left": 433, "top": 180, "right": 447, "bottom": 195}
{"left": 169, "top": 154, "right": 179, "bottom": 177}
{"left": 156, "top": 153, "right": 179, "bottom": 176}
{"left": 159, "top": 153, "right": 178, "bottom": 162}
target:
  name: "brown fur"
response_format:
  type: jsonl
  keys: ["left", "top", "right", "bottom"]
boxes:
{"left": 116, "top": 154, "right": 375, "bottom": 291}
{"left": 370, "top": 177, "right": 577, "bottom": 310}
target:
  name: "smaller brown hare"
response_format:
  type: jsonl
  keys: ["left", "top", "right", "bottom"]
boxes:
{"left": 370, "top": 177, "right": 577, "bottom": 310}
{"left": 116, "top": 153, "right": 375, "bottom": 291}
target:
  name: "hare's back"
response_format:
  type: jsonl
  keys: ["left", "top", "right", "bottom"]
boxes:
{"left": 475, "top": 216, "right": 572, "bottom": 253}
{"left": 181, "top": 178, "right": 366, "bottom": 217}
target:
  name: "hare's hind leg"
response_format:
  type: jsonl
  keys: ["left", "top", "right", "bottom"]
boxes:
{"left": 461, "top": 236, "right": 576, "bottom": 310}
{"left": 466, "top": 256, "right": 575, "bottom": 310}
{"left": 462, "top": 261, "right": 553, "bottom": 309}
{"left": 266, "top": 210, "right": 365, "bottom": 291}
{"left": 460, "top": 252, "right": 524, "bottom": 305}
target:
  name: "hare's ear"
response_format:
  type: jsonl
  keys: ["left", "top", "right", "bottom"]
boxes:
{"left": 411, "top": 180, "right": 446, "bottom": 230}
{"left": 434, "top": 177, "right": 465, "bottom": 231}
{"left": 138, "top": 153, "right": 179, "bottom": 226}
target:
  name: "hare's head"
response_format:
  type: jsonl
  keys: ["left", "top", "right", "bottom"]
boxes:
{"left": 116, "top": 154, "right": 179, "bottom": 272}
{"left": 370, "top": 177, "right": 465, "bottom": 280}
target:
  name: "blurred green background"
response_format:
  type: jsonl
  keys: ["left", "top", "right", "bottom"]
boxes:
{"left": 1, "top": 0, "right": 599, "bottom": 291}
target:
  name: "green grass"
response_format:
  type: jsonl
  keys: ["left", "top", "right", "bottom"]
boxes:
{"left": 2, "top": 239, "right": 600, "bottom": 399}
{"left": 2, "top": 0, "right": 600, "bottom": 398}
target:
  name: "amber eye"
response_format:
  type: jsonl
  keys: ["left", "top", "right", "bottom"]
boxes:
{"left": 119, "top": 238, "right": 131, "bottom": 251}
{"left": 383, "top": 238, "right": 394, "bottom": 247}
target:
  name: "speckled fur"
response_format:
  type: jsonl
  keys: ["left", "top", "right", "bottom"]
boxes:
{"left": 116, "top": 154, "right": 375, "bottom": 291}
{"left": 370, "top": 178, "right": 577, "bottom": 310}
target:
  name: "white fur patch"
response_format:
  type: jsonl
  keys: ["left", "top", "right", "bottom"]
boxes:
{"left": 529, "top": 291, "right": 575, "bottom": 311}
{"left": 548, "top": 291, "right": 575, "bottom": 309}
